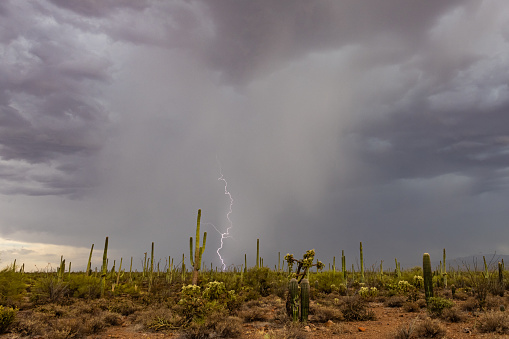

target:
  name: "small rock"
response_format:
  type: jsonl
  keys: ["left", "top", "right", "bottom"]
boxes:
{"left": 358, "top": 327, "right": 366, "bottom": 332}
{"left": 325, "top": 320, "right": 334, "bottom": 327}
{"left": 304, "top": 326, "right": 311, "bottom": 332}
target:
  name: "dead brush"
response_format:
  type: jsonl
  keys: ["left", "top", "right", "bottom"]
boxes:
{"left": 440, "top": 307, "right": 464, "bottom": 323}
{"left": 393, "top": 318, "right": 417, "bottom": 339}
{"left": 176, "top": 313, "right": 243, "bottom": 339}
{"left": 478, "top": 310, "right": 509, "bottom": 334}
{"left": 133, "top": 305, "right": 183, "bottom": 331}
{"left": 339, "top": 296, "right": 375, "bottom": 321}
{"left": 309, "top": 304, "right": 343, "bottom": 323}
{"left": 237, "top": 305, "right": 270, "bottom": 322}
{"left": 384, "top": 296, "right": 406, "bottom": 308}
{"left": 265, "top": 323, "right": 308, "bottom": 339}
{"left": 402, "top": 301, "right": 420, "bottom": 313}
{"left": 413, "top": 318, "right": 446, "bottom": 338}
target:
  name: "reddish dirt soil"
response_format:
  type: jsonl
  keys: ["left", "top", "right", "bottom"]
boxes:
{"left": 92, "top": 300, "right": 501, "bottom": 339}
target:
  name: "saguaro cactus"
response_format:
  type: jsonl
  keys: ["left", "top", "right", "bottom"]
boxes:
{"left": 300, "top": 278, "right": 310, "bottom": 324}
{"left": 423, "top": 253, "right": 433, "bottom": 302}
{"left": 100, "top": 236, "right": 109, "bottom": 298}
{"left": 190, "top": 209, "right": 207, "bottom": 285}
{"left": 342, "top": 250, "right": 346, "bottom": 279}
{"left": 288, "top": 278, "right": 299, "bottom": 322}
{"left": 442, "top": 248, "right": 447, "bottom": 287}
{"left": 360, "top": 242, "right": 365, "bottom": 283}
{"left": 256, "top": 238, "right": 260, "bottom": 269}
{"left": 86, "top": 244, "right": 94, "bottom": 276}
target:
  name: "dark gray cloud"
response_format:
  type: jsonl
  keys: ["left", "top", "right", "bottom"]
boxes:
{"left": 1, "top": 0, "right": 509, "bottom": 270}
{"left": 0, "top": 0, "right": 111, "bottom": 196}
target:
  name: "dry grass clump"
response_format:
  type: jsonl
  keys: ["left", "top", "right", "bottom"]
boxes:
{"left": 9, "top": 302, "right": 124, "bottom": 338}
{"left": 384, "top": 296, "right": 406, "bottom": 308}
{"left": 339, "top": 296, "right": 375, "bottom": 321}
{"left": 265, "top": 323, "right": 308, "bottom": 339}
{"left": 461, "top": 297, "right": 478, "bottom": 312}
{"left": 310, "top": 304, "right": 343, "bottom": 323}
{"left": 176, "top": 313, "right": 243, "bottom": 339}
{"left": 108, "top": 298, "right": 140, "bottom": 316}
{"left": 393, "top": 318, "right": 417, "bottom": 339}
{"left": 413, "top": 318, "right": 446, "bottom": 338}
{"left": 402, "top": 301, "right": 420, "bottom": 313}
{"left": 478, "top": 310, "right": 509, "bottom": 334}
{"left": 237, "top": 305, "right": 271, "bottom": 322}
{"left": 132, "top": 304, "right": 183, "bottom": 331}
{"left": 440, "top": 307, "right": 464, "bottom": 323}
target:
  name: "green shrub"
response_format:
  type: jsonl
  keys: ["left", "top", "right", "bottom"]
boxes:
{"left": 0, "top": 305, "right": 17, "bottom": 333}
{"left": 0, "top": 269, "right": 26, "bottom": 306}
{"left": 31, "top": 277, "right": 69, "bottom": 303}
{"left": 427, "top": 297, "right": 453, "bottom": 317}
{"left": 68, "top": 274, "right": 101, "bottom": 299}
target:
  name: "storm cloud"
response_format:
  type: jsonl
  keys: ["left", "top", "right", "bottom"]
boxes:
{"left": 1, "top": 0, "right": 509, "bottom": 270}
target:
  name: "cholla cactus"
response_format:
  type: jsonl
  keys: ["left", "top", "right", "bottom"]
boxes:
{"left": 285, "top": 249, "right": 324, "bottom": 282}
{"left": 359, "top": 286, "right": 378, "bottom": 298}
{"left": 413, "top": 275, "right": 424, "bottom": 288}
{"left": 398, "top": 280, "right": 412, "bottom": 292}
{"left": 202, "top": 281, "right": 226, "bottom": 301}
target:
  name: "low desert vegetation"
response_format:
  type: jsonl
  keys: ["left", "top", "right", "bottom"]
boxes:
{"left": 1, "top": 220, "right": 509, "bottom": 338}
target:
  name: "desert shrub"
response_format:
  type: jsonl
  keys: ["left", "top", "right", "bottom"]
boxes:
{"left": 402, "top": 301, "right": 420, "bottom": 313}
{"left": 426, "top": 297, "right": 453, "bottom": 317}
{"left": 108, "top": 298, "right": 139, "bottom": 316}
{"left": 237, "top": 305, "right": 270, "bottom": 322}
{"left": 135, "top": 305, "right": 183, "bottom": 331}
{"left": 208, "top": 315, "right": 243, "bottom": 338}
{"left": 0, "top": 305, "right": 17, "bottom": 333}
{"left": 485, "top": 295, "right": 503, "bottom": 310}
{"left": 413, "top": 318, "right": 446, "bottom": 338}
{"left": 177, "top": 313, "right": 242, "bottom": 339}
{"left": 31, "top": 277, "right": 69, "bottom": 303}
{"left": 67, "top": 274, "right": 101, "bottom": 299}
{"left": 461, "top": 297, "right": 478, "bottom": 311}
{"left": 440, "top": 307, "right": 464, "bottom": 323}
{"left": 9, "top": 311, "right": 46, "bottom": 337}
{"left": 244, "top": 267, "right": 274, "bottom": 297}
{"left": 310, "top": 304, "right": 343, "bottom": 323}
{"left": 265, "top": 323, "right": 308, "bottom": 339}
{"left": 393, "top": 319, "right": 417, "bottom": 339}
{"left": 478, "top": 310, "right": 509, "bottom": 334}
{"left": 384, "top": 296, "right": 406, "bottom": 308}
{"left": 340, "top": 296, "right": 375, "bottom": 321}
{"left": 0, "top": 269, "right": 26, "bottom": 307}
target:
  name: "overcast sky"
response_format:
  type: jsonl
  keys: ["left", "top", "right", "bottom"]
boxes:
{"left": 1, "top": 0, "right": 509, "bottom": 272}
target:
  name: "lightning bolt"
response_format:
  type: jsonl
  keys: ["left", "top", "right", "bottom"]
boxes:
{"left": 216, "top": 162, "right": 233, "bottom": 271}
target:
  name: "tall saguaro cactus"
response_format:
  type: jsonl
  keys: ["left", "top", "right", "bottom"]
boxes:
{"left": 256, "top": 238, "right": 260, "bottom": 269}
{"left": 100, "top": 236, "right": 109, "bottom": 298}
{"left": 423, "top": 253, "right": 433, "bottom": 302}
{"left": 288, "top": 278, "right": 299, "bottom": 322}
{"left": 86, "top": 244, "right": 94, "bottom": 276}
{"left": 300, "top": 278, "right": 310, "bottom": 324}
{"left": 190, "top": 209, "right": 207, "bottom": 285}
{"left": 442, "top": 248, "right": 447, "bottom": 287}
{"left": 360, "top": 242, "right": 365, "bottom": 283}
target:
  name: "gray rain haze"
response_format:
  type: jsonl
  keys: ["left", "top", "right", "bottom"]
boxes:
{"left": 1, "top": 0, "right": 509, "bottom": 270}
